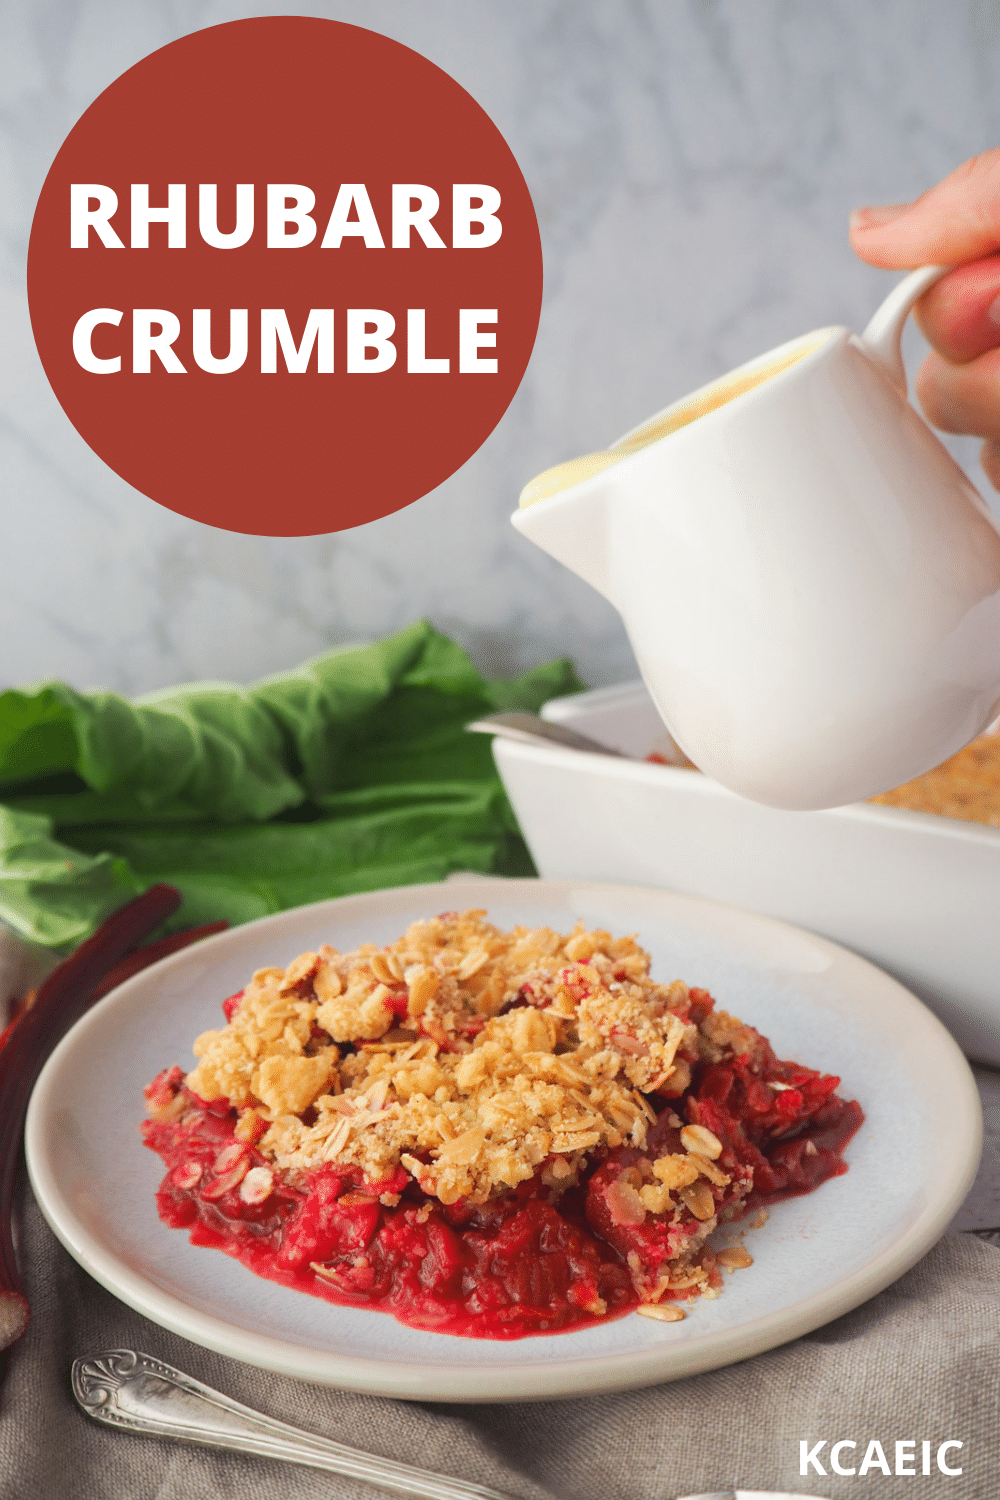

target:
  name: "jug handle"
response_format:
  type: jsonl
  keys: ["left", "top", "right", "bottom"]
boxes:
{"left": 859, "top": 263, "right": 949, "bottom": 395}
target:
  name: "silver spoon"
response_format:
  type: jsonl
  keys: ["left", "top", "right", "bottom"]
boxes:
{"left": 72, "top": 1349, "right": 512, "bottom": 1500}
{"left": 465, "top": 710, "right": 626, "bottom": 757}
{"left": 72, "top": 1349, "right": 825, "bottom": 1500}
{"left": 466, "top": 709, "right": 696, "bottom": 768}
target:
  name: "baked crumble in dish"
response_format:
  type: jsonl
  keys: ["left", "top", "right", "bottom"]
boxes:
{"left": 869, "top": 730, "right": 1000, "bottom": 826}
{"left": 142, "top": 910, "right": 864, "bottom": 1339}
{"left": 652, "top": 726, "right": 1000, "bottom": 828}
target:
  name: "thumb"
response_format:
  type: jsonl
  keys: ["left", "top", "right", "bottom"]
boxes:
{"left": 850, "top": 148, "right": 1000, "bottom": 268}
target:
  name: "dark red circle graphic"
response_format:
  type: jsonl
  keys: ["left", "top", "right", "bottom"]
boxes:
{"left": 28, "top": 18, "right": 542, "bottom": 535}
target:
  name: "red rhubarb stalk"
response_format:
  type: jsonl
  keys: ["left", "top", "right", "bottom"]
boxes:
{"left": 89, "top": 921, "right": 229, "bottom": 1001}
{"left": 0, "top": 885, "right": 189, "bottom": 1363}
{"left": 0, "top": 921, "right": 228, "bottom": 1061}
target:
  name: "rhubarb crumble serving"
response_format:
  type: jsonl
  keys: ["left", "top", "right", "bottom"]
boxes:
{"left": 142, "top": 910, "right": 863, "bottom": 1339}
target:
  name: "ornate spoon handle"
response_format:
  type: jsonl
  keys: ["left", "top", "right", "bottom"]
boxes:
{"left": 677, "top": 1492, "right": 830, "bottom": 1499}
{"left": 72, "top": 1349, "right": 513, "bottom": 1500}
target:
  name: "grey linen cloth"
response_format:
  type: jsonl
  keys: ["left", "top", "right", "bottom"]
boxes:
{"left": 2, "top": 1185, "right": 998, "bottom": 1500}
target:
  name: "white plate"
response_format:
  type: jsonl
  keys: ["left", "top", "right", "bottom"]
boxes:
{"left": 25, "top": 876, "right": 981, "bottom": 1403}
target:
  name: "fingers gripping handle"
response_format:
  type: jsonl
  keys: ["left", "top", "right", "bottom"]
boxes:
{"left": 860, "top": 264, "right": 949, "bottom": 394}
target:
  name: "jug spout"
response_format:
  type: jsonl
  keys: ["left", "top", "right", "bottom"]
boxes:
{"left": 511, "top": 458, "right": 617, "bottom": 604}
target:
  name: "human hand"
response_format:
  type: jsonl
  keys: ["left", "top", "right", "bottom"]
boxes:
{"left": 850, "top": 148, "right": 1000, "bottom": 489}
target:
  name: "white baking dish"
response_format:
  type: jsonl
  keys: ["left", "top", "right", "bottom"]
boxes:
{"left": 493, "top": 680, "right": 999, "bottom": 1065}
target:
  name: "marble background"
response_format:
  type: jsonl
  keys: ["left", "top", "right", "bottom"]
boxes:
{"left": 4, "top": 0, "right": 1000, "bottom": 696}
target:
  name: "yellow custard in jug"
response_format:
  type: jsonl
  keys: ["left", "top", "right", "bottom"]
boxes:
{"left": 518, "top": 330, "right": 833, "bottom": 509}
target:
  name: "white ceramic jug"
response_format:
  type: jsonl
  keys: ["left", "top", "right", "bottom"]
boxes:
{"left": 513, "top": 266, "right": 1000, "bottom": 810}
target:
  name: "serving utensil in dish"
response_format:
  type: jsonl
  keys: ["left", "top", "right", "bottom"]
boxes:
{"left": 27, "top": 876, "right": 979, "bottom": 1401}
{"left": 467, "top": 709, "right": 691, "bottom": 765}
{"left": 466, "top": 710, "right": 627, "bottom": 756}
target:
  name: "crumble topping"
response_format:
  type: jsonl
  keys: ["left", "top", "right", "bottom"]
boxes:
{"left": 870, "top": 730, "right": 1000, "bottom": 826}
{"left": 658, "top": 721, "right": 1000, "bottom": 829}
{"left": 185, "top": 909, "right": 705, "bottom": 1206}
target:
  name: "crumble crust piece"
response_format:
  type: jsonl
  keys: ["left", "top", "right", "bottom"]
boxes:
{"left": 186, "top": 910, "right": 714, "bottom": 1211}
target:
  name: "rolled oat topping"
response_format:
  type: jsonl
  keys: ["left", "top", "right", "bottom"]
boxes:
{"left": 186, "top": 910, "right": 698, "bottom": 1206}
